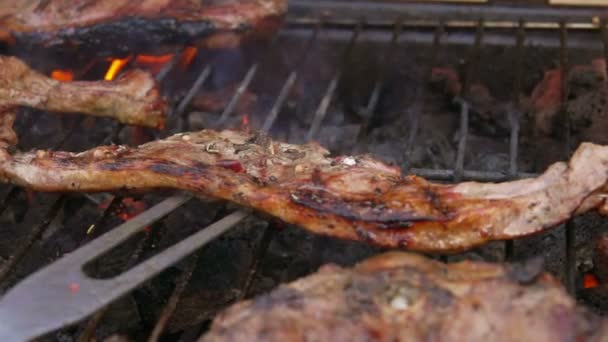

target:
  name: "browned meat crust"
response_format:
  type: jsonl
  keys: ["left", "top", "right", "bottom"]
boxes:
{"left": 0, "top": 56, "right": 166, "bottom": 129}
{"left": 202, "top": 252, "right": 608, "bottom": 342}
{"left": 0, "top": 129, "right": 607, "bottom": 252}
{"left": 0, "top": 0, "right": 287, "bottom": 55}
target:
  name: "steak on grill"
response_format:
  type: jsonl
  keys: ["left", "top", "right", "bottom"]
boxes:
{"left": 202, "top": 252, "right": 608, "bottom": 342}
{"left": 0, "top": 0, "right": 287, "bottom": 55}
{"left": 0, "top": 56, "right": 166, "bottom": 133}
{"left": 0, "top": 129, "right": 607, "bottom": 252}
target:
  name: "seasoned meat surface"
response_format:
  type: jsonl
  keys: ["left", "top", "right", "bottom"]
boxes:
{"left": 202, "top": 252, "right": 608, "bottom": 342}
{"left": 0, "top": 0, "right": 287, "bottom": 55}
{"left": 1, "top": 129, "right": 607, "bottom": 252}
{"left": 0, "top": 56, "right": 166, "bottom": 129}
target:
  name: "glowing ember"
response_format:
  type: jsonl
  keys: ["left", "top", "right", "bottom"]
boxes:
{"left": 117, "top": 198, "right": 147, "bottom": 221}
{"left": 584, "top": 273, "right": 600, "bottom": 289}
{"left": 98, "top": 197, "right": 150, "bottom": 230}
{"left": 135, "top": 54, "right": 174, "bottom": 65}
{"left": 51, "top": 70, "right": 74, "bottom": 82}
{"left": 241, "top": 113, "right": 250, "bottom": 131}
{"left": 104, "top": 57, "right": 131, "bottom": 81}
{"left": 179, "top": 47, "right": 198, "bottom": 68}
{"left": 134, "top": 53, "right": 174, "bottom": 74}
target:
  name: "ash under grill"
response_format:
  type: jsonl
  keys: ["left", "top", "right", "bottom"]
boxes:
{"left": 2, "top": 1, "right": 608, "bottom": 341}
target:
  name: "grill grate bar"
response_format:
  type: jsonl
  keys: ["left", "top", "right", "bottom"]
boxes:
{"left": 505, "top": 20, "right": 526, "bottom": 261}
{"left": 307, "top": 21, "right": 363, "bottom": 141}
{"left": 261, "top": 72, "right": 298, "bottom": 133}
{"left": 236, "top": 221, "right": 277, "bottom": 301}
{"left": 404, "top": 21, "right": 445, "bottom": 170}
{"left": 357, "top": 19, "right": 403, "bottom": 141}
{"left": 156, "top": 47, "right": 187, "bottom": 83}
{"left": 174, "top": 65, "right": 213, "bottom": 120}
{"left": 453, "top": 101, "right": 470, "bottom": 182}
{"left": 0, "top": 196, "right": 65, "bottom": 289}
{"left": 508, "top": 21, "right": 525, "bottom": 178}
{"left": 147, "top": 255, "right": 199, "bottom": 342}
{"left": 216, "top": 64, "right": 259, "bottom": 127}
{"left": 558, "top": 21, "right": 577, "bottom": 296}
{"left": 216, "top": 35, "right": 282, "bottom": 128}
{"left": 453, "top": 19, "right": 484, "bottom": 183}
{"left": 602, "top": 19, "right": 608, "bottom": 79}
{"left": 261, "top": 22, "right": 323, "bottom": 133}
{"left": 289, "top": 1, "right": 605, "bottom": 24}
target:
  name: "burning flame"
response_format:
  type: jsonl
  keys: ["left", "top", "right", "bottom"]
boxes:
{"left": 104, "top": 57, "right": 132, "bottom": 81}
{"left": 51, "top": 70, "right": 74, "bottom": 82}
{"left": 180, "top": 47, "right": 198, "bottom": 68}
{"left": 103, "top": 47, "right": 197, "bottom": 80}
{"left": 584, "top": 273, "right": 600, "bottom": 289}
{"left": 241, "top": 113, "right": 250, "bottom": 131}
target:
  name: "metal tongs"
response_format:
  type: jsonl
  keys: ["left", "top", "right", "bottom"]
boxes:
{"left": 0, "top": 193, "right": 249, "bottom": 341}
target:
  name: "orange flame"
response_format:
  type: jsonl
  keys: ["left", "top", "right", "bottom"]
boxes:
{"left": 134, "top": 53, "right": 174, "bottom": 75}
{"left": 241, "top": 113, "right": 250, "bottom": 131}
{"left": 51, "top": 70, "right": 74, "bottom": 82}
{"left": 180, "top": 47, "right": 198, "bottom": 68}
{"left": 135, "top": 54, "right": 174, "bottom": 65}
{"left": 103, "top": 48, "right": 196, "bottom": 79}
{"left": 104, "top": 57, "right": 131, "bottom": 81}
{"left": 584, "top": 273, "right": 600, "bottom": 289}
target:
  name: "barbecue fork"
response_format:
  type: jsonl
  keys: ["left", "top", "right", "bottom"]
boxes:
{"left": 0, "top": 193, "right": 249, "bottom": 341}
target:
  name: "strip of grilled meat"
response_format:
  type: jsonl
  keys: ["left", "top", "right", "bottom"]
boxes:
{"left": 202, "top": 252, "right": 608, "bottom": 342}
{"left": 0, "top": 0, "right": 287, "bottom": 55}
{"left": 0, "top": 129, "right": 607, "bottom": 252}
{"left": 0, "top": 56, "right": 166, "bottom": 129}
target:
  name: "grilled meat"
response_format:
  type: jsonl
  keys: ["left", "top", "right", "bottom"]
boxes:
{"left": 0, "top": 56, "right": 166, "bottom": 129}
{"left": 0, "top": 0, "right": 287, "bottom": 55}
{"left": 0, "top": 129, "right": 607, "bottom": 252}
{"left": 202, "top": 252, "right": 608, "bottom": 342}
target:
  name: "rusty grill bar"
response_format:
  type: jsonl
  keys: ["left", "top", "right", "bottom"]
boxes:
{"left": 1, "top": 2, "right": 608, "bottom": 340}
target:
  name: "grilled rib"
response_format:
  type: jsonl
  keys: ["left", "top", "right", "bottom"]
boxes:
{"left": 0, "top": 129, "right": 607, "bottom": 252}
{"left": 0, "top": 0, "right": 287, "bottom": 55}
{"left": 0, "top": 56, "right": 166, "bottom": 128}
{"left": 202, "top": 252, "right": 608, "bottom": 342}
